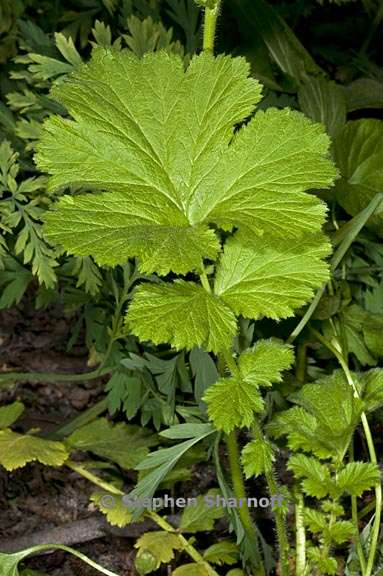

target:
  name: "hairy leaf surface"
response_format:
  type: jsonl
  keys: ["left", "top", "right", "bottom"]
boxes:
{"left": 126, "top": 281, "right": 237, "bottom": 352}
{"left": 38, "top": 49, "right": 335, "bottom": 280}
{"left": 204, "top": 340, "right": 293, "bottom": 431}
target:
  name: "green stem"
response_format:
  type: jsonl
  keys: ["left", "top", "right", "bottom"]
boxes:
{"left": 21, "top": 544, "right": 120, "bottom": 576}
{"left": 349, "top": 441, "right": 367, "bottom": 574}
{"left": 253, "top": 422, "right": 290, "bottom": 575}
{"left": 97, "top": 267, "right": 140, "bottom": 373}
{"left": 66, "top": 461, "right": 219, "bottom": 576}
{"left": 0, "top": 367, "right": 112, "bottom": 386}
{"left": 295, "top": 491, "right": 306, "bottom": 576}
{"left": 309, "top": 327, "right": 381, "bottom": 576}
{"left": 200, "top": 268, "right": 212, "bottom": 293}
{"left": 226, "top": 431, "right": 265, "bottom": 575}
{"left": 203, "top": 1, "right": 222, "bottom": 53}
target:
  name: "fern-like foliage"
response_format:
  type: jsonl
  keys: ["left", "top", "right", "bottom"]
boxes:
{"left": 36, "top": 47, "right": 336, "bottom": 354}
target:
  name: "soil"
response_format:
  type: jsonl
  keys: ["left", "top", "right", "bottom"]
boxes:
{"left": 0, "top": 301, "right": 137, "bottom": 575}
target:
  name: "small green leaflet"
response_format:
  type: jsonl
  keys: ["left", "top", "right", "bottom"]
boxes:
{"left": 0, "top": 430, "right": 68, "bottom": 471}
{"left": 203, "top": 541, "right": 239, "bottom": 566}
{"left": 90, "top": 492, "right": 133, "bottom": 527}
{"left": 134, "top": 531, "right": 183, "bottom": 570}
{"left": 287, "top": 454, "right": 331, "bottom": 498}
{"left": 0, "top": 402, "right": 24, "bottom": 429}
{"left": 172, "top": 564, "right": 210, "bottom": 576}
{"left": 204, "top": 340, "right": 294, "bottom": 432}
{"left": 241, "top": 438, "right": 274, "bottom": 479}
{"left": 179, "top": 489, "right": 224, "bottom": 533}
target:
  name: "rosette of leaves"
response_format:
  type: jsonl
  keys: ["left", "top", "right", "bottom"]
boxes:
{"left": 36, "top": 47, "right": 336, "bottom": 359}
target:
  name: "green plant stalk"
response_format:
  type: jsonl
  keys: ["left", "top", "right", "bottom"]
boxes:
{"left": 0, "top": 367, "right": 112, "bottom": 386}
{"left": 97, "top": 266, "right": 140, "bottom": 373}
{"left": 18, "top": 544, "right": 120, "bottom": 576}
{"left": 295, "top": 491, "right": 306, "bottom": 576}
{"left": 66, "top": 461, "right": 219, "bottom": 576}
{"left": 252, "top": 421, "right": 290, "bottom": 576}
{"left": 288, "top": 194, "right": 383, "bottom": 344}
{"left": 203, "top": 1, "right": 222, "bottom": 52}
{"left": 310, "top": 327, "right": 381, "bottom": 576}
{"left": 220, "top": 348, "right": 265, "bottom": 573}
{"left": 226, "top": 430, "right": 265, "bottom": 576}
{"left": 349, "top": 441, "right": 367, "bottom": 573}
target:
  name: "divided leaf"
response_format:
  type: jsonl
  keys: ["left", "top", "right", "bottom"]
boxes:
{"left": 268, "top": 371, "right": 364, "bottom": 460}
{"left": 38, "top": 50, "right": 262, "bottom": 275}
{"left": 38, "top": 48, "right": 335, "bottom": 281}
{"left": 66, "top": 418, "right": 158, "bottom": 469}
{"left": 0, "top": 430, "right": 68, "bottom": 471}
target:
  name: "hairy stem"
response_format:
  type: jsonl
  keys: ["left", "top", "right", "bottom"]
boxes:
{"left": 349, "top": 441, "right": 367, "bottom": 573}
{"left": 253, "top": 421, "right": 290, "bottom": 576}
{"left": 226, "top": 431, "right": 265, "bottom": 575}
{"left": 203, "top": 1, "right": 222, "bottom": 53}
{"left": 295, "top": 491, "right": 306, "bottom": 576}
{"left": 66, "top": 461, "right": 219, "bottom": 576}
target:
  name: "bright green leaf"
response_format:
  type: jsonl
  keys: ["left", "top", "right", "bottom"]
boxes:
{"left": 214, "top": 234, "right": 331, "bottom": 321}
{"left": 90, "top": 492, "right": 133, "bottom": 528}
{"left": 134, "top": 531, "right": 183, "bottom": 569}
{"left": 0, "top": 402, "right": 24, "bottom": 429}
{"left": 0, "top": 430, "right": 68, "bottom": 471}
{"left": 203, "top": 541, "right": 239, "bottom": 565}
{"left": 287, "top": 454, "right": 332, "bottom": 498}
{"left": 126, "top": 281, "right": 237, "bottom": 353}
{"left": 336, "top": 462, "right": 380, "bottom": 496}
{"left": 241, "top": 438, "right": 274, "bottom": 479}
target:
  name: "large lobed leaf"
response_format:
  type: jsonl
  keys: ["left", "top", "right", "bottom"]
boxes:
{"left": 36, "top": 48, "right": 336, "bottom": 352}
